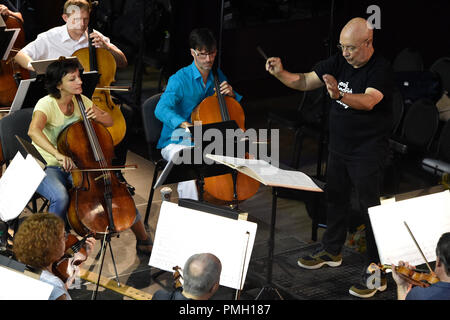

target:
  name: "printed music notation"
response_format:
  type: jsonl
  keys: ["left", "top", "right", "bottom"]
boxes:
{"left": 0, "top": 152, "right": 45, "bottom": 222}
{"left": 369, "top": 190, "right": 450, "bottom": 267}
{"left": 149, "top": 201, "right": 257, "bottom": 290}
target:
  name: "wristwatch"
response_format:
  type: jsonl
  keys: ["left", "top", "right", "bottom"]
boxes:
{"left": 336, "top": 91, "right": 345, "bottom": 101}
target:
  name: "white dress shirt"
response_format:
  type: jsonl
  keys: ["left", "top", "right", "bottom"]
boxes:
{"left": 21, "top": 24, "right": 109, "bottom": 61}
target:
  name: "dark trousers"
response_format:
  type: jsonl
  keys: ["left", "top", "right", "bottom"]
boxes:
{"left": 322, "top": 152, "right": 382, "bottom": 265}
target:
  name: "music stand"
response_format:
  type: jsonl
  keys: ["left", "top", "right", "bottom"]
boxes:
{"left": 9, "top": 61, "right": 99, "bottom": 114}
{"left": 0, "top": 15, "right": 20, "bottom": 61}
{"left": 253, "top": 169, "right": 324, "bottom": 300}
{"left": 151, "top": 121, "right": 247, "bottom": 284}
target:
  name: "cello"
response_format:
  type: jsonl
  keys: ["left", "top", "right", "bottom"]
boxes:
{"left": 0, "top": 13, "right": 29, "bottom": 109}
{"left": 57, "top": 94, "right": 136, "bottom": 237}
{"left": 191, "top": 69, "right": 260, "bottom": 202}
{"left": 71, "top": 6, "right": 126, "bottom": 146}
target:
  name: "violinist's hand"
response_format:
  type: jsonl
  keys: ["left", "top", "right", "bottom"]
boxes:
{"left": 322, "top": 74, "right": 340, "bottom": 99}
{"left": 219, "top": 81, "right": 235, "bottom": 98}
{"left": 265, "top": 57, "right": 283, "bottom": 76}
{"left": 84, "top": 237, "right": 96, "bottom": 256}
{"left": 89, "top": 31, "right": 110, "bottom": 49}
{"left": 65, "top": 271, "right": 76, "bottom": 290}
{"left": 391, "top": 261, "right": 413, "bottom": 300}
{"left": 55, "top": 152, "right": 76, "bottom": 172}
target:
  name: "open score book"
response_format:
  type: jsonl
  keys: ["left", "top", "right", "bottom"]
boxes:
{"left": 205, "top": 154, "right": 323, "bottom": 192}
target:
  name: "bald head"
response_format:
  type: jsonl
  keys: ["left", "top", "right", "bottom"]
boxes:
{"left": 339, "top": 18, "right": 374, "bottom": 68}
{"left": 341, "top": 17, "right": 373, "bottom": 44}
{"left": 182, "top": 253, "right": 222, "bottom": 299}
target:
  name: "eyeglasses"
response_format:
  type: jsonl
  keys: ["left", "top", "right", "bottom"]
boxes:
{"left": 192, "top": 49, "right": 217, "bottom": 58}
{"left": 337, "top": 38, "right": 370, "bottom": 53}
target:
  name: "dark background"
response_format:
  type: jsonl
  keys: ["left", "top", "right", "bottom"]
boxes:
{"left": 13, "top": 0, "right": 450, "bottom": 99}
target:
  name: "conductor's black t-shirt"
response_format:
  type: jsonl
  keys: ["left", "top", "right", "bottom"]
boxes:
{"left": 314, "top": 52, "right": 394, "bottom": 161}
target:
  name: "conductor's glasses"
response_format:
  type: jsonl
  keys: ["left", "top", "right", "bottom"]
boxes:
{"left": 337, "top": 38, "right": 370, "bottom": 53}
{"left": 193, "top": 49, "right": 217, "bottom": 59}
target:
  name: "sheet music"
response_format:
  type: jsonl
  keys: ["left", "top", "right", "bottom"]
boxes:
{"left": 369, "top": 190, "right": 450, "bottom": 266}
{"left": 0, "top": 152, "right": 46, "bottom": 221}
{"left": 206, "top": 154, "right": 322, "bottom": 192}
{"left": 0, "top": 266, "right": 52, "bottom": 300}
{"left": 149, "top": 201, "right": 257, "bottom": 290}
{"left": 9, "top": 78, "right": 36, "bottom": 114}
{"left": 30, "top": 56, "right": 79, "bottom": 75}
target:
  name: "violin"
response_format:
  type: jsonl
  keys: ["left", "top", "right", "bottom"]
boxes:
{"left": 369, "top": 221, "right": 440, "bottom": 289}
{"left": 52, "top": 233, "right": 94, "bottom": 283}
{"left": 370, "top": 263, "right": 440, "bottom": 288}
{"left": 172, "top": 266, "right": 183, "bottom": 290}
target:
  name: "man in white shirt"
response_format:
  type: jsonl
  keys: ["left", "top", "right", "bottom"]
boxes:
{"left": 14, "top": 0, "right": 127, "bottom": 70}
{"left": 15, "top": 0, "right": 135, "bottom": 195}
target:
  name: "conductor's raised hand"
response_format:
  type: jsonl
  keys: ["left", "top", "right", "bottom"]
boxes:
{"left": 265, "top": 57, "right": 283, "bottom": 76}
{"left": 322, "top": 74, "right": 340, "bottom": 99}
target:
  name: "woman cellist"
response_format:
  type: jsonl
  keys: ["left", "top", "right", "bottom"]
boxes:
{"left": 28, "top": 57, "right": 152, "bottom": 255}
{"left": 13, "top": 0, "right": 135, "bottom": 192}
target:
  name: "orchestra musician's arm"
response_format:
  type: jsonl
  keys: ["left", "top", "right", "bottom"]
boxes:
{"left": 0, "top": 4, "right": 23, "bottom": 22}
{"left": 155, "top": 78, "right": 191, "bottom": 129}
{"left": 85, "top": 103, "right": 114, "bottom": 127}
{"left": 28, "top": 111, "right": 76, "bottom": 171}
{"left": 13, "top": 50, "right": 34, "bottom": 71}
{"left": 89, "top": 31, "right": 128, "bottom": 68}
{"left": 28, "top": 105, "right": 112, "bottom": 171}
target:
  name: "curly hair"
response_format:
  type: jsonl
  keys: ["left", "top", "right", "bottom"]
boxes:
{"left": 13, "top": 213, "right": 65, "bottom": 269}
{"left": 45, "top": 57, "right": 81, "bottom": 99}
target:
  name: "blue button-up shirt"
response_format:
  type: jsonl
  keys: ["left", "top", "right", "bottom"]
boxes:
{"left": 155, "top": 61, "right": 243, "bottom": 149}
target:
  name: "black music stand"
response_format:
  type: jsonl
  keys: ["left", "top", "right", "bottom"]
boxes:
{"left": 254, "top": 171, "right": 324, "bottom": 300}
{"left": 92, "top": 228, "right": 121, "bottom": 300}
{"left": 154, "top": 120, "right": 245, "bottom": 202}
{"left": 9, "top": 70, "right": 99, "bottom": 113}
{"left": 150, "top": 122, "right": 249, "bottom": 284}
{"left": 0, "top": 16, "right": 19, "bottom": 61}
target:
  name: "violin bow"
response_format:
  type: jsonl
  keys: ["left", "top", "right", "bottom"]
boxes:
{"left": 403, "top": 221, "right": 433, "bottom": 273}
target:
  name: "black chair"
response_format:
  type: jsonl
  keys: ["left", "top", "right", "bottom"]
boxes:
{"left": 430, "top": 57, "right": 450, "bottom": 93}
{"left": 392, "top": 48, "right": 424, "bottom": 72}
{"left": 141, "top": 93, "right": 167, "bottom": 226}
{"left": 422, "top": 119, "right": 450, "bottom": 177}
{"left": 267, "top": 86, "right": 328, "bottom": 178}
{"left": 391, "top": 89, "right": 405, "bottom": 136}
{"left": 388, "top": 98, "right": 440, "bottom": 192}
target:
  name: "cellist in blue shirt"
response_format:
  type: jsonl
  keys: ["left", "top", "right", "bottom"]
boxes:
{"left": 155, "top": 28, "right": 242, "bottom": 200}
